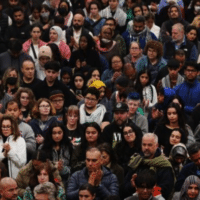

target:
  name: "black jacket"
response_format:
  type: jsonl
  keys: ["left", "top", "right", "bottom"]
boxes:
{"left": 33, "top": 78, "right": 75, "bottom": 107}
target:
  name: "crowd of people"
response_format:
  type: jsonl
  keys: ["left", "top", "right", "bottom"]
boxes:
{"left": 0, "top": 0, "right": 200, "bottom": 199}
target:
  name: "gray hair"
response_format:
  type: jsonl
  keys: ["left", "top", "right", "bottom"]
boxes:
{"left": 133, "top": 15, "right": 145, "bottom": 23}
{"left": 34, "top": 182, "right": 56, "bottom": 200}
{"left": 143, "top": 133, "right": 158, "bottom": 144}
{"left": 172, "top": 23, "right": 184, "bottom": 32}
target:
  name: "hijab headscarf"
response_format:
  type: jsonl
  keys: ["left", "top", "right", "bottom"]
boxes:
{"left": 50, "top": 26, "right": 63, "bottom": 46}
{"left": 180, "top": 175, "right": 200, "bottom": 200}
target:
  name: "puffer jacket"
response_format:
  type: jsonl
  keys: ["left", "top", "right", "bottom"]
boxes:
{"left": 67, "top": 166, "right": 119, "bottom": 200}
{"left": 0, "top": 135, "right": 26, "bottom": 179}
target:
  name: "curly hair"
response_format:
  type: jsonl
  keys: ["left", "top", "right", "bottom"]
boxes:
{"left": 144, "top": 40, "right": 164, "bottom": 59}
{"left": 32, "top": 98, "right": 56, "bottom": 119}
{"left": 14, "top": 87, "right": 36, "bottom": 111}
{"left": 0, "top": 114, "right": 20, "bottom": 141}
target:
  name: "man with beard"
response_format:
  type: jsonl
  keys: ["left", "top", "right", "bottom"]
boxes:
{"left": 33, "top": 61, "right": 75, "bottom": 107}
{"left": 102, "top": 102, "right": 142, "bottom": 148}
{"left": 66, "top": 13, "right": 92, "bottom": 51}
{"left": 0, "top": 177, "right": 19, "bottom": 200}
{"left": 5, "top": 7, "right": 30, "bottom": 44}
{"left": 163, "top": 23, "right": 198, "bottom": 61}
{"left": 174, "top": 61, "right": 200, "bottom": 114}
{"left": 161, "top": 58, "right": 184, "bottom": 88}
{"left": 122, "top": 15, "right": 157, "bottom": 50}
{"left": 160, "top": 4, "right": 189, "bottom": 43}
{"left": 123, "top": 133, "right": 174, "bottom": 200}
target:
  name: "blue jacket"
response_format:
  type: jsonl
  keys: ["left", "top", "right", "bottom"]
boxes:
{"left": 175, "top": 162, "right": 198, "bottom": 191}
{"left": 173, "top": 79, "right": 200, "bottom": 114}
{"left": 122, "top": 30, "right": 157, "bottom": 50}
{"left": 101, "top": 69, "right": 116, "bottom": 92}
{"left": 67, "top": 167, "right": 119, "bottom": 200}
{"left": 136, "top": 55, "right": 167, "bottom": 84}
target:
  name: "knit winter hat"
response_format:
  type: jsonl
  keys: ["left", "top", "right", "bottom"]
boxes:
{"left": 38, "top": 46, "right": 52, "bottom": 59}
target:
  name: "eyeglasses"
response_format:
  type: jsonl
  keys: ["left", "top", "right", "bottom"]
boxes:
{"left": 52, "top": 99, "right": 64, "bottom": 103}
{"left": 85, "top": 97, "right": 97, "bottom": 102}
{"left": 123, "top": 129, "right": 134, "bottom": 136}
{"left": 39, "top": 105, "right": 50, "bottom": 108}
{"left": 130, "top": 47, "right": 139, "bottom": 50}
{"left": 2, "top": 126, "right": 12, "bottom": 130}
{"left": 186, "top": 69, "right": 197, "bottom": 73}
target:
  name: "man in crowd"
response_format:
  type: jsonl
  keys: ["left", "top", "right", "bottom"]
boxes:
{"left": 102, "top": 102, "right": 142, "bottom": 148}
{"left": 67, "top": 147, "right": 119, "bottom": 199}
{"left": 160, "top": 4, "right": 189, "bottom": 43}
{"left": 5, "top": 7, "right": 30, "bottom": 44}
{"left": 66, "top": 13, "right": 92, "bottom": 51}
{"left": 21, "top": 59, "right": 42, "bottom": 91}
{"left": 163, "top": 23, "right": 198, "bottom": 61}
{"left": 0, "top": 177, "right": 19, "bottom": 200}
{"left": 79, "top": 87, "right": 108, "bottom": 126}
{"left": 174, "top": 61, "right": 200, "bottom": 114}
{"left": 122, "top": 16, "right": 157, "bottom": 50}
{"left": 0, "top": 39, "right": 32, "bottom": 76}
{"left": 124, "top": 133, "right": 174, "bottom": 199}
{"left": 127, "top": 92, "right": 148, "bottom": 134}
{"left": 33, "top": 61, "right": 75, "bottom": 107}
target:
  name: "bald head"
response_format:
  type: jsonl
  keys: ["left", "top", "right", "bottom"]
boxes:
{"left": 73, "top": 14, "right": 84, "bottom": 30}
{"left": 0, "top": 178, "right": 18, "bottom": 200}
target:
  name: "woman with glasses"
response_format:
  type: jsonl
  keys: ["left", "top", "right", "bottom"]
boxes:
{"left": 102, "top": 55, "right": 124, "bottom": 92}
{"left": 124, "top": 41, "right": 143, "bottom": 65}
{"left": 29, "top": 98, "right": 57, "bottom": 146}
{"left": 0, "top": 115, "right": 26, "bottom": 178}
{"left": 114, "top": 121, "right": 142, "bottom": 175}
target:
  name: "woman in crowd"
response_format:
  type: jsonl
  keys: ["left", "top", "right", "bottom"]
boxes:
{"left": 124, "top": 41, "right": 143, "bottom": 65}
{"left": 66, "top": 105, "right": 83, "bottom": 147}
{"left": 173, "top": 175, "right": 200, "bottom": 200}
{"left": 155, "top": 103, "right": 195, "bottom": 157}
{"left": 69, "top": 34, "right": 101, "bottom": 71}
{"left": 41, "top": 122, "right": 72, "bottom": 188}
{"left": 29, "top": 5, "right": 41, "bottom": 25}
{"left": 169, "top": 143, "right": 188, "bottom": 179}
{"left": 136, "top": 40, "right": 167, "bottom": 84}
{"left": 71, "top": 73, "right": 86, "bottom": 104}
{"left": 2, "top": 67, "right": 20, "bottom": 97}
{"left": 101, "top": 55, "right": 124, "bottom": 92}
{"left": 79, "top": 183, "right": 96, "bottom": 200}
{"left": 186, "top": 25, "right": 200, "bottom": 54}
{"left": 23, "top": 23, "right": 46, "bottom": 63}
{"left": 23, "top": 162, "right": 65, "bottom": 200}
{"left": 114, "top": 121, "right": 142, "bottom": 175}
{"left": 49, "top": 26, "right": 71, "bottom": 61}
{"left": 0, "top": 115, "right": 26, "bottom": 179}
{"left": 57, "top": 0, "right": 73, "bottom": 27}
{"left": 71, "top": 122, "right": 102, "bottom": 173}
{"left": 185, "top": 0, "right": 200, "bottom": 23}
{"left": 86, "top": 1, "right": 106, "bottom": 36}
{"left": 99, "top": 143, "right": 124, "bottom": 188}
{"left": 29, "top": 98, "right": 57, "bottom": 146}
{"left": 134, "top": 69, "right": 157, "bottom": 110}
{"left": 15, "top": 88, "right": 36, "bottom": 123}
{"left": 87, "top": 68, "right": 101, "bottom": 83}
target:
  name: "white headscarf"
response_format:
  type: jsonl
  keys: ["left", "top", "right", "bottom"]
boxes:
{"left": 50, "top": 26, "right": 63, "bottom": 46}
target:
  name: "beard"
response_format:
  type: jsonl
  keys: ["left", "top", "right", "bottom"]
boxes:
{"left": 73, "top": 24, "right": 82, "bottom": 30}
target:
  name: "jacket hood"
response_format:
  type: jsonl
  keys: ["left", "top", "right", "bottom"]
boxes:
{"left": 169, "top": 143, "right": 188, "bottom": 159}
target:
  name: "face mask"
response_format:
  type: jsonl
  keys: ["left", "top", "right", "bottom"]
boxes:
{"left": 6, "top": 77, "right": 17, "bottom": 85}
{"left": 101, "top": 38, "right": 112, "bottom": 43}
{"left": 58, "top": 8, "right": 68, "bottom": 16}
{"left": 195, "top": 6, "right": 200, "bottom": 12}
{"left": 41, "top": 12, "right": 49, "bottom": 20}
